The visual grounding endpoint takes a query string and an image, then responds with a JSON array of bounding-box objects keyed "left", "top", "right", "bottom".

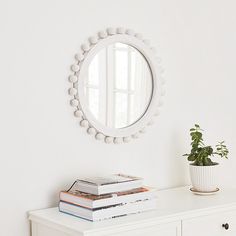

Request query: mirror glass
[{"left": 84, "top": 43, "right": 153, "bottom": 129}]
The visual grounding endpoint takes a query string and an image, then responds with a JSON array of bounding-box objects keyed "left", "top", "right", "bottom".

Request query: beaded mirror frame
[{"left": 68, "top": 27, "right": 165, "bottom": 144}]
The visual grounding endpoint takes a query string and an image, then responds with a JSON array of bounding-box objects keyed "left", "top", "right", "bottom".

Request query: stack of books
[{"left": 59, "top": 174, "right": 157, "bottom": 221}]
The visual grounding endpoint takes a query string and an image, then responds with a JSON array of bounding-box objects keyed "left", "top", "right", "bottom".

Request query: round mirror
[
  {"left": 84, "top": 43, "right": 153, "bottom": 129},
  {"left": 69, "top": 27, "right": 165, "bottom": 143}
]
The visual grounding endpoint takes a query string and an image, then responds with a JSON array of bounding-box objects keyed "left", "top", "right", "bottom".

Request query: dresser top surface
[{"left": 29, "top": 186, "right": 236, "bottom": 234}]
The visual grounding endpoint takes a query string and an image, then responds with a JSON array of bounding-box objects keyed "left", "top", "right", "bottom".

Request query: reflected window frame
[{"left": 85, "top": 43, "right": 152, "bottom": 129}]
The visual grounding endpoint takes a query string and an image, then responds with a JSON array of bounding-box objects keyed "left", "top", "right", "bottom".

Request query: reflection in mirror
[{"left": 84, "top": 43, "right": 153, "bottom": 129}]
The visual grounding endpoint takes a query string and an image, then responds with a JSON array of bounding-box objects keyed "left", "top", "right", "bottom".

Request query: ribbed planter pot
[{"left": 189, "top": 164, "right": 219, "bottom": 192}]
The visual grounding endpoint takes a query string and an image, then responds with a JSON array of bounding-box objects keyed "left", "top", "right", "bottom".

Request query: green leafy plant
[{"left": 183, "top": 124, "right": 229, "bottom": 166}]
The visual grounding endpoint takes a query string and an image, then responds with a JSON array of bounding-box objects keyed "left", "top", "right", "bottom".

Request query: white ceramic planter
[{"left": 189, "top": 164, "right": 219, "bottom": 192}]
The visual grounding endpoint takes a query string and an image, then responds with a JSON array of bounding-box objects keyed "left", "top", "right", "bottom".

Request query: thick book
[
  {"left": 60, "top": 187, "right": 157, "bottom": 209},
  {"left": 59, "top": 198, "right": 157, "bottom": 221},
  {"left": 74, "top": 174, "right": 143, "bottom": 195}
]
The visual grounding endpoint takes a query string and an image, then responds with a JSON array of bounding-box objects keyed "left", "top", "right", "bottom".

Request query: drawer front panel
[
  {"left": 102, "top": 221, "right": 181, "bottom": 236},
  {"left": 32, "top": 222, "right": 72, "bottom": 236},
  {"left": 182, "top": 210, "right": 236, "bottom": 236}
]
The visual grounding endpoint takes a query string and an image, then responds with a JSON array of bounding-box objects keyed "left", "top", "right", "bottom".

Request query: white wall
[{"left": 0, "top": 0, "right": 236, "bottom": 235}]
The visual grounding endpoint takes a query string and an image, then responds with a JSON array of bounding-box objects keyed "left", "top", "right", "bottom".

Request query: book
[
  {"left": 60, "top": 187, "right": 157, "bottom": 209},
  {"left": 74, "top": 174, "right": 143, "bottom": 195},
  {"left": 59, "top": 198, "right": 157, "bottom": 221}
]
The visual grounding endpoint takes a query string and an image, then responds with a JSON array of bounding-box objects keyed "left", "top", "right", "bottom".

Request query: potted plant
[{"left": 183, "top": 124, "right": 229, "bottom": 192}]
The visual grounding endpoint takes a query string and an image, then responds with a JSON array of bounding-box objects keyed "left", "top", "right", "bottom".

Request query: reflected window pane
[
  {"left": 130, "top": 51, "right": 136, "bottom": 91},
  {"left": 87, "top": 88, "right": 99, "bottom": 119},
  {"left": 85, "top": 42, "right": 153, "bottom": 129},
  {"left": 115, "top": 50, "right": 128, "bottom": 89},
  {"left": 88, "top": 54, "right": 99, "bottom": 86},
  {"left": 129, "top": 94, "right": 135, "bottom": 124},
  {"left": 129, "top": 94, "right": 144, "bottom": 124},
  {"left": 115, "top": 93, "right": 128, "bottom": 128}
]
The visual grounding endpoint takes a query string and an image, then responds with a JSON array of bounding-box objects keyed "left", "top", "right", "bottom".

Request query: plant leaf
[{"left": 188, "top": 154, "right": 197, "bottom": 161}]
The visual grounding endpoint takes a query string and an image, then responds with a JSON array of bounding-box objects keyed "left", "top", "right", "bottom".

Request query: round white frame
[{"left": 68, "top": 27, "right": 165, "bottom": 144}]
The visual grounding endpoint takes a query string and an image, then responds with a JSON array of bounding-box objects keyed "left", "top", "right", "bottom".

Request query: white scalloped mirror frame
[{"left": 68, "top": 27, "right": 165, "bottom": 144}]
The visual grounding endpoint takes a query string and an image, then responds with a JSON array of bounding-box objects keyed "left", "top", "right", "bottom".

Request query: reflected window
[{"left": 84, "top": 43, "right": 152, "bottom": 129}]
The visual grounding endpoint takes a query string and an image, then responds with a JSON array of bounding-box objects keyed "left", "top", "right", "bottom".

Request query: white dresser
[{"left": 29, "top": 187, "right": 236, "bottom": 236}]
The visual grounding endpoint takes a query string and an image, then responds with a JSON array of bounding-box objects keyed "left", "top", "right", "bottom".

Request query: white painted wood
[
  {"left": 36, "top": 223, "right": 72, "bottom": 236},
  {"left": 29, "top": 187, "right": 236, "bottom": 236},
  {"left": 68, "top": 75, "right": 78, "bottom": 83},
  {"left": 71, "top": 64, "right": 80, "bottom": 72},
  {"left": 104, "top": 136, "right": 113, "bottom": 143},
  {"left": 87, "top": 127, "right": 96, "bottom": 135},
  {"left": 89, "top": 36, "right": 98, "bottom": 45},
  {"left": 81, "top": 43, "right": 90, "bottom": 52},
  {"left": 98, "top": 30, "right": 108, "bottom": 39},
  {"left": 123, "top": 136, "right": 131, "bottom": 143},
  {"left": 74, "top": 110, "right": 83, "bottom": 118},
  {"left": 87, "top": 221, "right": 181, "bottom": 236},
  {"left": 68, "top": 27, "right": 165, "bottom": 143},
  {"left": 182, "top": 210, "right": 236, "bottom": 236},
  {"left": 75, "top": 52, "right": 84, "bottom": 62},
  {"left": 77, "top": 33, "right": 161, "bottom": 138},
  {"left": 80, "top": 120, "right": 89, "bottom": 128},
  {"left": 70, "top": 99, "right": 79, "bottom": 107},
  {"left": 68, "top": 88, "right": 77, "bottom": 96},
  {"left": 31, "top": 222, "right": 38, "bottom": 236},
  {"left": 31, "top": 221, "right": 180, "bottom": 236}
]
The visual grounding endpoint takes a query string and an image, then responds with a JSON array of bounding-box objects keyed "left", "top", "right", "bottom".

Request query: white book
[
  {"left": 59, "top": 198, "right": 157, "bottom": 221},
  {"left": 60, "top": 187, "right": 157, "bottom": 209},
  {"left": 75, "top": 174, "right": 143, "bottom": 195}
]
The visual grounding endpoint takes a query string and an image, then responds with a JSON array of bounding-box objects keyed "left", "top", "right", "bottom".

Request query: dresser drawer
[
  {"left": 106, "top": 221, "right": 181, "bottom": 236},
  {"left": 182, "top": 210, "right": 236, "bottom": 236}
]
